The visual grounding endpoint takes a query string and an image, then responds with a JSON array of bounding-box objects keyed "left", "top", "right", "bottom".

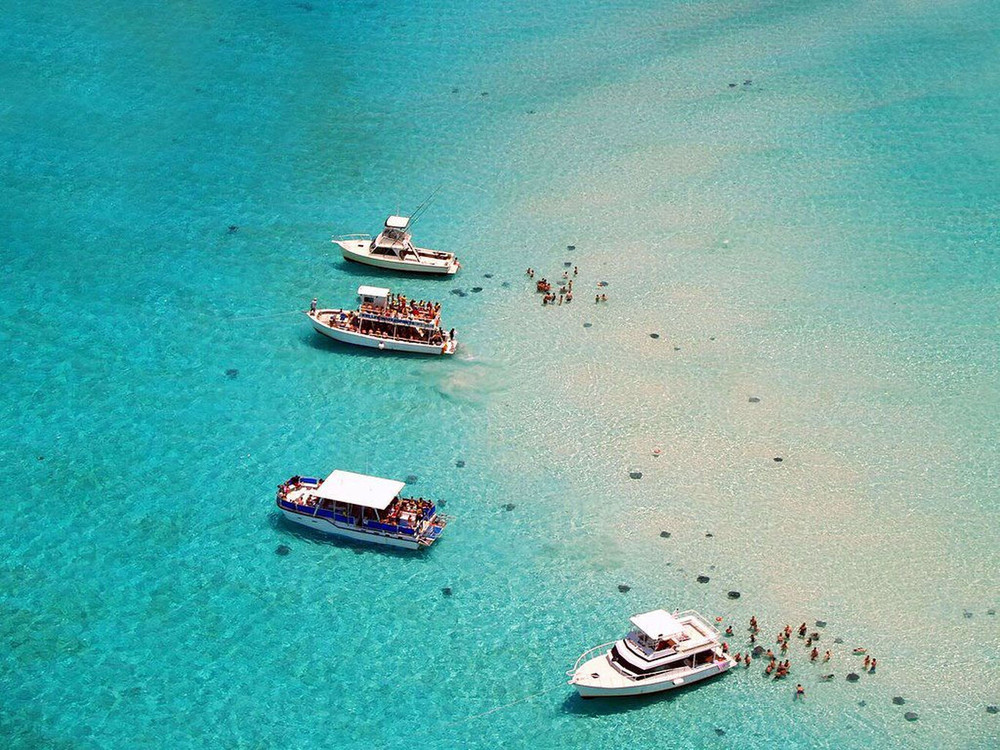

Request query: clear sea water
[{"left": 2, "top": 0, "right": 998, "bottom": 747}]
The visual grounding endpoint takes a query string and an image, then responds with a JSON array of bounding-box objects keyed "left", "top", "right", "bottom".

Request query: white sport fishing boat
[
  {"left": 334, "top": 215, "right": 460, "bottom": 275},
  {"left": 307, "top": 285, "right": 457, "bottom": 355},
  {"left": 276, "top": 470, "right": 450, "bottom": 550},
  {"left": 568, "top": 609, "right": 736, "bottom": 698}
]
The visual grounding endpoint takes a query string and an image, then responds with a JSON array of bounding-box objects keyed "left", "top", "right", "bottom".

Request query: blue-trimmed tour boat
[{"left": 276, "top": 470, "right": 450, "bottom": 549}]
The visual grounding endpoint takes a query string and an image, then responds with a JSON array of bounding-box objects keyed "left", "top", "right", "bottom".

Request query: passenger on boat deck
[{"left": 310, "top": 298, "right": 317, "bottom": 313}]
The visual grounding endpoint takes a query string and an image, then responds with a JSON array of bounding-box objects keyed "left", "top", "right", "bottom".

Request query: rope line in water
[{"left": 448, "top": 683, "right": 565, "bottom": 725}]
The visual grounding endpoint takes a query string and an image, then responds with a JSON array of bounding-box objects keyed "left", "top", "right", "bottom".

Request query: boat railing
[
  {"left": 567, "top": 641, "right": 618, "bottom": 676},
  {"left": 334, "top": 233, "right": 372, "bottom": 241},
  {"left": 674, "top": 610, "right": 722, "bottom": 638}
]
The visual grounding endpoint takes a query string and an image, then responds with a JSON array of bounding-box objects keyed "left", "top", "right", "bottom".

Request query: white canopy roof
[
  {"left": 312, "top": 470, "right": 405, "bottom": 510},
  {"left": 357, "top": 285, "right": 390, "bottom": 298},
  {"left": 385, "top": 215, "right": 410, "bottom": 229},
  {"left": 630, "top": 610, "right": 684, "bottom": 640}
]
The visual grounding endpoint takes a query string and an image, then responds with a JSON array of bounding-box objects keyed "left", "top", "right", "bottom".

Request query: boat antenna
[{"left": 409, "top": 186, "right": 442, "bottom": 226}]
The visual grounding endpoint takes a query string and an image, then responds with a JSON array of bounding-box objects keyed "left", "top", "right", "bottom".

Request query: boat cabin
[
  {"left": 608, "top": 609, "right": 723, "bottom": 676},
  {"left": 371, "top": 215, "right": 417, "bottom": 259},
  {"left": 627, "top": 610, "right": 689, "bottom": 655},
  {"left": 357, "top": 285, "right": 390, "bottom": 309}
]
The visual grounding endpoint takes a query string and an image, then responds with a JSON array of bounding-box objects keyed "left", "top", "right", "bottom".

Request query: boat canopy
[
  {"left": 385, "top": 215, "right": 410, "bottom": 230},
  {"left": 630, "top": 610, "right": 684, "bottom": 640},
  {"left": 358, "top": 285, "right": 390, "bottom": 306},
  {"left": 313, "top": 470, "right": 406, "bottom": 510}
]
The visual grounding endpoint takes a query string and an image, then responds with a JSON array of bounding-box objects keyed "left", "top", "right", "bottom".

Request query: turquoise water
[{"left": 2, "top": 0, "right": 998, "bottom": 747}]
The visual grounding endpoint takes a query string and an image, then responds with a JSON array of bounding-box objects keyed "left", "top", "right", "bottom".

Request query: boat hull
[
  {"left": 308, "top": 310, "right": 456, "bottom": 355},
  {"left": 279, "top": 507, "right": 421, "bottom": 550},
  {"left": 336, "top": 240, "right": 459, "bottom": 275},
  {"left": 571, "top": 653, "right": 736, "bottom": 698}
]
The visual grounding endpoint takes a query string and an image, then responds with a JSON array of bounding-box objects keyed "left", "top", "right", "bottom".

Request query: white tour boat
[
  {"left": 307, "top": 285, "right": 457, "bottom": 355},
  {"left": 334, "top": 215, "right": 460, "bottom": 275},
  {"left": 568, "top": 609, "right": 736, "bottom": 698},
  {"left": 276, "top": 470, "right": 450, "bottom": 550}
]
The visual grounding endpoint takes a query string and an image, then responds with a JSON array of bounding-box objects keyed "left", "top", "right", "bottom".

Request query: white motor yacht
[
  {"left": 307, "top": 285, "right": 457, "bottom": 355},
  {"left": 334, "top": 215, "right": 460, "bottom": 275},
  {"left": 569, "top": 609, "right": 736, "bottom": 698}
]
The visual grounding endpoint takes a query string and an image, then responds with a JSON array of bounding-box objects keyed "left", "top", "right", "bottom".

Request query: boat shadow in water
[
  {"left": 559, "top": 679, "right": 719, "bottom": 716},
  {"left": 268, "top": 513, "right": 428, "bottom": 560}
]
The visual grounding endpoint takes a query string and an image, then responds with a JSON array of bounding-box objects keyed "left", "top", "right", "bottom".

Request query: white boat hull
[
  {"left": 571, "top": 653, "right": 736, "bottom": 698},
  {"left": 280, "top": 507, "right": 421, "bottom": 550},
  {"left": 308, "top": 310, "right": 456, "bottom": 355},
  {"left": 336, "top": 240, "right": 459, "bottom": 275}
]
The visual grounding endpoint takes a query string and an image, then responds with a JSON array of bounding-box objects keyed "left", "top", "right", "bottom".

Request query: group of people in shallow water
[
  {"left": 721, "top": 615, "right": 879, "bottom": 700},
  {"left": 527, "top": 266, "right": 608, "bottom": 306}
]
